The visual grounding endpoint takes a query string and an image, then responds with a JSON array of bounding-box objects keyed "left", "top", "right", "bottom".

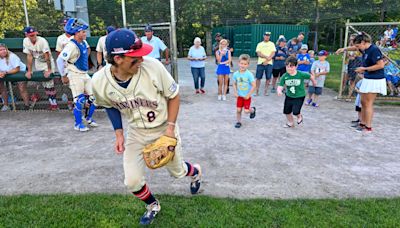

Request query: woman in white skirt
[{"left": 336, "top": 32, "right": 386, "bottom": 133}]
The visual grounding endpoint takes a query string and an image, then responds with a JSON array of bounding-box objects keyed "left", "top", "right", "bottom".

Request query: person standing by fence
[
  {"left": 0, "top": 43, "right": 30, "bottom": 111},
  {"left": 23, "top": 27, "right": 59, "bottom": 110},
  {"left": 141, "top": 25, "right": 169, "bottom": 65}
]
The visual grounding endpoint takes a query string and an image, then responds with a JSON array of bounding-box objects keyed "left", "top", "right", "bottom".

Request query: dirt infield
[{"left": 1, "top": 58, "right": 399, "bottom": 199}]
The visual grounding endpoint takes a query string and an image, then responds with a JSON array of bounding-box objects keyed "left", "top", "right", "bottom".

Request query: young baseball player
[
  {"left": 23, "top": 27, "right": 59, "bottom": 110},
  {"left": 56, "top": 18, "right": 98, "bottom": 132},
  {"left": 233, "top": 54, "right": 256, "bottom": 128},
  {"left": 306, "top": 50, "right": 330, "bottom": 107},
  {"left": 91, "top": 29, "right": 202, "bottom": 225},
  {"left": 277, "top": 56, "right": 316, "bottom": 127}
]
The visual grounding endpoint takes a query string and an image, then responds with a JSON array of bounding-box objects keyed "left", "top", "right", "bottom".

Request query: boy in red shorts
[{"left": 233, "top": 54, "right": 256, "bottom": 128}]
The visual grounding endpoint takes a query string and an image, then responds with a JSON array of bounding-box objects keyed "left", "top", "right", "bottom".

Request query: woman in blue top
[
  {"left": 336, "top": 32, "right": 386, "bottom": 133},
  {"left": 187, "top": 37, "right": 207, "bottom": 94},
  {"left": 215, "top": 39, "right": 231, "bottom": 101}
]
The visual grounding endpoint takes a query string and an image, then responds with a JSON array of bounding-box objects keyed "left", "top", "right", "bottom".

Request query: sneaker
[
  {"left": 218, "top": 95, "right": 222, "bottom": 101},
  {"left": 139, "top": 200, "right": 161, "bottom": 225},
  {"left": 222, "top": 95, "right": 226, "bottom": 101},
  {"left": 190, "top": 164, "right": 202, "bottom": 194},
  {"left": 51, "top": 104, "right": 59, "bottom": 111},
  {"left": 74, "top": 123, "right": 89, "bottom": 132},
  {"left": 312, "top": 102, "right": 319, "bottom": 107},
  {"left": 271, "top": 88, "right": 276, "bottom": 93},
  {"left": 86, "top": 118, "right": 99, "bottom": 127},
  {"left": 250, "top": 107, "right": 256, "bottom": 119},
  {"left": 264, "top": 90, "right": 270, "bottom": 96},
  {"left": 351, "top": 119, "right": 360, "bottom": 124},
  {"left": 305, "top": 99, "right": 312, "bottom": 106},
  {"left": 235, "top": 122, "right": 242, "bottom": 128},
  {"left": 200, "top": 89, "right": 206, "bottom": 94},
  {"left": 195, "top": 90, "right": 200, "bottom": 94},
  {"left": 354, "top": 124, "right": 365, "bottom": 132},
  {"left": 1, "top": 105, "right": 10, "bottom": 111},
  {"left": 351, "top": 122, "right": 360, "bottom": 128}
]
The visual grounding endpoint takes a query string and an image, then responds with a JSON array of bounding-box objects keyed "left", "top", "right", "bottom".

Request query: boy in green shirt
[{"left": 277, "top": 56, "right": 316, "bottom": 127}]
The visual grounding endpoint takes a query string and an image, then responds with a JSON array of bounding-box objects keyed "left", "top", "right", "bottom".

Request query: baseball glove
[{"left": 143, "top": 135, "right": 177, "bottom": 169}]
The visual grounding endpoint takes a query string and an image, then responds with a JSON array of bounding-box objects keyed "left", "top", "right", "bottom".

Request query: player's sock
[
  {"left": 185, "top": 161, "right": 199, "bottom": 176},
  {"left": 86, "top": 97, "right": 96, "bottom": 120},
  {"left": 74, "top": 95, "right": 86, "bottom": 126},
  {"left": 133, "top": 184, "right": 156, "bottom": 205}
]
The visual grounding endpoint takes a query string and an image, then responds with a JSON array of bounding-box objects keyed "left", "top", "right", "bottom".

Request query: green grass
[
  {"left": 1, "top": 194, "right": 400, "bottom": 227},
  {"left": 324, "top": 54, "right": 343, "bottom": 92}
]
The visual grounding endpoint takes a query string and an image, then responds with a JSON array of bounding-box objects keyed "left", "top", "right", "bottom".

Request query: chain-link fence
[{"left": 339, "top": 21, "right": 400, "bottom": 100}]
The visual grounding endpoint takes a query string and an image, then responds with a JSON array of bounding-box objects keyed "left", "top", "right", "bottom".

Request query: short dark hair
[
  {"left": 354, "top": 32, "right": 371, "bottom": 44},
  {"left": 106, "top": 53, "right": 124, "bottom": 66},
  {"left": 285, "top": 56, "right": 298, "bottom": 66},
  {"left": 298, "top": 32, "right": 305, "bottom": 36}
]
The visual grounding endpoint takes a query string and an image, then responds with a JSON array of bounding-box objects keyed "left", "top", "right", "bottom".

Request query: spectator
[
  {"left": 306, "top": 50, "right": 330, "bottom": 107},
  {"left": 141, "top": 25, "right": 169, "bottom": 64},
  {"left": 391, "top": 25, "right": 398, "bottom": 48},
  {"left": 351, "top": 74, "right": 364, "bottom": 127},
  {"left": 96, "top": 26, "right": 116, "bottom": 70},
  {"left": 272, "top": 38, "right": 288, "bottom": 93},
  {"left": 187, "top": 37, "right": 207, "bottom": 94},
  {"left": 296, "top": 44, "right": 311, "bottom": 73},
  {"left": 255, "top": 31, "right": 276, "bottom": 96},
  {"left": 383, "top": 57, "right": 400, "bottom": 96},
  {"left": 346, "top": 51, "right": 363, "bottom": 98},
  {"left": 336, "top": 32, "right": 387, "bottom": 133},
  {"left": 287, "top": 32, "right": 305, "bottom": 55},
  {"left": 215, "top": 39, "right": 231, "bottom": 101},
  {"left": 212, "top": 33, "right": 222, "bottom": 64},
  {"left": 383, "top": 26, "right": 393, "bottom": 46},
  {"left": 23, "top": 26, "right": 58, "bottom": 110},
  {"left": 0, "top": 43, "right": 30, "bottom": 111}
]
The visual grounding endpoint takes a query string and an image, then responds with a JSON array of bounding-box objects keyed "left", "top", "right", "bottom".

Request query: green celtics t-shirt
[{"left": 279, "top": 71, "right": 310, "bottom": 98}]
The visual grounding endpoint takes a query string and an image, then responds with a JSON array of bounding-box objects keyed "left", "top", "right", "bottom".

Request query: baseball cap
[
  {"left": 106, "top": 28, "right": 153, "bottom": 57},
  {"left": 24, "top": 27, "right": 37, "bottom": 36},
  {"left": 301, "top": 44, "right": 308, "bottom": 50},
  {"left": 215, "top": 32, "right": 221, "bottom": 37},
  {"left": 318, "top": 50, "right": 328, "bottom": 56},
  {"left": 106, "top": 26, "right": 116, "bottom": 34},
  {"left": 278, "top": 38, "right": 287, "bottom": 43},
  {"left": 264, "top": 31, "right": 271, "bottom": 36},
  {"left": 144, "top": 25, "right": 153, "bottom": 32}
]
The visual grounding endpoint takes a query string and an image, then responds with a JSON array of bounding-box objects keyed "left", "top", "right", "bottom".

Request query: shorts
[
  {"left": 256, "top": 64, "right": 273, "bottom": 80},
  {"left": 236, "top": 97, "right": 251, "bottom": 110},
  {"left": 359, "top": 78, "right": 387, "bottom": 95},
  {"left": 283, "top": 96, "right": 305, "bottom": 115},
  {"left": 355, "top": 106, "right": 361, "bottom": 112},
  {"left": 272, "top": 67, "right": 286, "bottom": 78},
  {"left": 308, "top": 86, "right": 323, "bottom": 95}
]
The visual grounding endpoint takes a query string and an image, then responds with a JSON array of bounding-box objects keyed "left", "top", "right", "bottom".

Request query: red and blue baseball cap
[
  {"left": 318, "top": 50, "right": 329, "bottom": 56},
  {"left": 106, "top": 28, "right": 153, "bottom": 57},
  {"left": 24, "top": 27, "right": 38, "bottom": 36}
]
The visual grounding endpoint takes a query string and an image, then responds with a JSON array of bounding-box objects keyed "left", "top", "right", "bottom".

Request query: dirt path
[{"left": 1, "top": 58, "right": 399, "bottom": 199}]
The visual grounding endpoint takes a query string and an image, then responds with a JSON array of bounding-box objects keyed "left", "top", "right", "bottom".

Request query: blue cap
[
  {"left": 106, "top": 29, "right": 153, "bottom": 57},
  {"left": 64, "top": 18, "right": 89, "bottom": 35},
  {"left": 318, "top": 50, "right": 328, "bottom": 56},
  {"left": 144, "top": 25, "right": 153, "bottom": 32},
  {"left": 106, "top": 26, "right": 116, "bottom": 34},
  {"left": 24, "top": 27, "right": 37, "bottom": 35}
]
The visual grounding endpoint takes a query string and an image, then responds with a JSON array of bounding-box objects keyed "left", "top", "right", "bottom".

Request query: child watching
[
  {"left": 306, "top": 50, "right": 330, "bottom": 107},
  {"left": 351, "top": 74, "right": 364, "bottom": 127},
  {"left": 232, "top": 54, "right": 256, "bottom": 128}
]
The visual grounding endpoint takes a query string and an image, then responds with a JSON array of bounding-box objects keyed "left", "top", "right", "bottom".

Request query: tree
[{"left": 0, "top": 0, "right": 36, "bottom": 38}]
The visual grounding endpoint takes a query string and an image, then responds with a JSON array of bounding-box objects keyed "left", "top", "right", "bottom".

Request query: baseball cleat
[
  {"left": 190, "top": 164, "right": 202, "bottom": 195},
  {"left": 86, "top": 118, "right": 99, "bottom": 127},
  {"left": 74, "top": 123, "right": 89, "bottom": 132},
  {"left": 139, "top": 200, "right": 160, "bottom": 225},
  {"left": 250, "top": 107, "right": 256, "bottom": 119}
]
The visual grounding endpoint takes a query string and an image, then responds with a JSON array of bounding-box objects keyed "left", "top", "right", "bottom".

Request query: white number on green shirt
[{"left": 290, "top": 86, "right": 296, "bottom": 94}]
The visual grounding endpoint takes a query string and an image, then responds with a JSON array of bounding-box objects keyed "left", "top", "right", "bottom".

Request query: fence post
[{"left": 338, "top": 19, "right": 350, "bottom": 99}]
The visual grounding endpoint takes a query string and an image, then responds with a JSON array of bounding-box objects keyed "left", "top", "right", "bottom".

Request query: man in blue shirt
[{"left": 141, "top": 25, "right": 170, "bottom": 64}]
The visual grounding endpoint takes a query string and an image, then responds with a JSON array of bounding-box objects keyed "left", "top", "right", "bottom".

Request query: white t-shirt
[
  {"left": 96, "top": 35, "right": 107, "bottom": 61},
  {"left": 0, "top": 52, "right": 26, "bottom": 72},
  {"left": 92, "top": 56, "right": 179, "bottom": 129},
  {"left": 23, "top": 36, "right": 54, "bottom": 71}
]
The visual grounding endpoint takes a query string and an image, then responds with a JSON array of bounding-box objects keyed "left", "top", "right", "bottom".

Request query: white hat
[
  {"left": 301, "top": 44, "right": 308, "bottom": 50},
  {"left": 194, "top": 37, "right": 201, "bottom": 44}
]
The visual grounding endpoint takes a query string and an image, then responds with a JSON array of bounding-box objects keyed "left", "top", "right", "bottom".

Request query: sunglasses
[{"left": 0, "top": 43, "right": 6, "bottom": 47}]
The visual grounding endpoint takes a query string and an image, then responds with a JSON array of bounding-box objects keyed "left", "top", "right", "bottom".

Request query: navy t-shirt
[
  {"left": 273, "top": 46, "right": 288, "bottom": 69},
  {"left": 362, "top": 44, "right": 384, "bottom": 79}
]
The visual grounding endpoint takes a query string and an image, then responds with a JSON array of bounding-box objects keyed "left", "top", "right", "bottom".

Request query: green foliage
[
  {"left": 0, "top": 0, "right": 36, "bottom": 38},
  {"left": 1, "top": 194, "right": 400, "bottom": 227}
]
